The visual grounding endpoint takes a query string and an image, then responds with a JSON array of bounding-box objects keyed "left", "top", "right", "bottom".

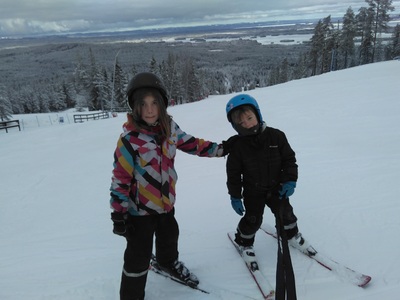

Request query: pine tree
[
  {"left": 48, "top": 82, "right": 67, "bottom": 112},
  {"left": 308, "top": 16, "right": 334, "bottom": 75},
  {"left": 61, "top": 81, "right": 77, "bottom": 109},
  {"left": 149, "top": 56, "right": 160, "bottom": 76},
  {"left": 340, "top": 7, "right": 357, "bottom": 68},
  {"left": 94, "top": 67, "right": 111, "bottom": 111},
  {"left": 365, "top": 0, "right": 395, "bottom": 62},
  {"left": 73, "top": 52, "right": 90, "bottom": 110},
  {"left": 292, "top": 53, "right": 309, "bottom": 80},
  {"left": 129, "top": 64, "right": 138, "bottom": 79},
  {"left": 309, "top": 20, "right": 325, "bottom": 76},
  {"left": 278, "top": 58, "right": 289, "bottom": 83},
  {"left": 390, "top": 24, "right": 400, "bottom": 57},
  {"left": 320, "top": 16, "right": 334, "bottom": 74},
  {"left": 267, "top": 66, "right": 280, "bottom": 86},
  {"left": 357, "top": 7, "right": 375, "bottom": 64},
  {"left": 87, "top": 48, "right": 101, "bottom": 111},
  {"left": 197, "top": 69, "right": 210, "bottom": 99},
  {"left": 7, "top": 83, "right": 24, "bottom": 114},
  {"left": 181, "top": 56, "right": 200, "bottom": 102},
  {"left": 113, "top": 59, "right": 127, "bottom": 111},
  {"left": 160, "top": 52, "right": 180, "bottom": 105},
  {"left": 0, "top": 85, "right": 13, "bottom": 121},
  {"left": 20, "top": 86, "right": 40, "bottom": 113}
]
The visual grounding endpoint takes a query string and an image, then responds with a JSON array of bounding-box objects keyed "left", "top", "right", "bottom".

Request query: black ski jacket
[{"left": 226, "top": 124, "right": 298, "bottom": 199}]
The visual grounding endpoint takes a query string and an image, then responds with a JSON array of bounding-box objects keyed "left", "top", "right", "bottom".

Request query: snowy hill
[{"left": 1, "top": 60, "right": 400, "bottom": 299}]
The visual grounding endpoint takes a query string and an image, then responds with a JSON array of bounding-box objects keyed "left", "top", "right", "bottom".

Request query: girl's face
[
  {"left": 140, "top": 95, "right": 160, "bottom": 125},
  {"left": 237, "top": 110, "right": 258, "bottom": 129}
]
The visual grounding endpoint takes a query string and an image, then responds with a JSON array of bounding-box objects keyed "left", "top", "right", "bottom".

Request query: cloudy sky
[{"left": 1, "top": 0, "right": 399, "bottom": 37}]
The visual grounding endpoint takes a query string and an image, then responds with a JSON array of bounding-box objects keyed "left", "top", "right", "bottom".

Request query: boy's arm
[
  {"left": 279, "top": 132, "right": 298, "bottom": 183},
  {"left": 226, "top": 152, "right": 243, "bottom": 199}
]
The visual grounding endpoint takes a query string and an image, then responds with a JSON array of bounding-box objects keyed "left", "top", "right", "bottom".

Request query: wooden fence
[
  {"left": 73, "top": 111, "right": 109, "bottom": 123},
  {"left": 0, "top": 120, "right": 21, "bottom": 133}
]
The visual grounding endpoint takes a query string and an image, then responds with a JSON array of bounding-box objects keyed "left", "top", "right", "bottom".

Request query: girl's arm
[
  {"left": 174, "top": 122, "right": 223, "bottom": 157},
  {"left": 109, "top": 136, "right": 136, "bottom": 212}
]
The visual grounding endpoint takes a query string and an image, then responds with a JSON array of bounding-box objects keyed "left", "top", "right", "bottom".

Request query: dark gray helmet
[{"left": 126, "top": 72, "right": 168, "bottom": 109}]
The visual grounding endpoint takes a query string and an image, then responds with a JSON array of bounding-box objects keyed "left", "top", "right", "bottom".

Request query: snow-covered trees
[
  {"left": 340, "top": 7, "right": 357, "bottom": 68},
  {"left": 0, "top": 85, "right": 13, "bottom": 121},
  {"left": 309, "top": 17, "right": 333, "bottom": 76},
  {"left": 389, "top": 24, "right": 400, "bottom": 58},
  {"left": 366, "top": 0, "right": 395, "bottom": 62},
  {"left": 112, "top": 59, "right": 128, "bottom": 111},
  {"left": 0, "top": 1, "right": 398, "bottom": 115}
]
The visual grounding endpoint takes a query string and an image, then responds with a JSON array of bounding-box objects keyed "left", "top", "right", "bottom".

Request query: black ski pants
[
  {"left": 120, "top": 208, "right": 179, "bottom": 300},
  {"left": 235, "top": 190, "right": 298, "bottom": 247}
]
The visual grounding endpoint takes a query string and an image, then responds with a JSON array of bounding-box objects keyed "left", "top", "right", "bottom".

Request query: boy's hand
[
  {"left": 231, "top": 197, "right": 245, "bottom": 216},
  {"left": 279, "top": 181, "right": 296, "bottom": 199}
]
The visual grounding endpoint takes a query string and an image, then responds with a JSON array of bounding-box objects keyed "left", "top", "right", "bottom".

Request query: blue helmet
[{"left": 226, "top": 94, "right": 263, "bottom": 124}]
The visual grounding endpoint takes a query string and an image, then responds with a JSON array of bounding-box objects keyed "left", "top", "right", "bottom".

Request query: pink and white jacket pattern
[{"left": 110, "top": 119, "right": 222, "bottom": 216}]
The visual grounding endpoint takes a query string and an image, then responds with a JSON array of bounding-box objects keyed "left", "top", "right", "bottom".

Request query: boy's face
[{"left": 236, "top": 110, "right": 258, "bottom": 129}]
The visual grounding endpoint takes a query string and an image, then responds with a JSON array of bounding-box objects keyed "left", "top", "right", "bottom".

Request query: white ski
[
  {"left": 260, "top": 224, "right": 371, "bottom": 287},
  {"left": 228, "top": 232, "right": 275, "bottom": 300}
]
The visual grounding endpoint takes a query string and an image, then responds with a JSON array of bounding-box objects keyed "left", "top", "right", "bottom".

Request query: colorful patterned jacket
[{"left": 110, "top": 119, "right": 222, "bottom": 216}]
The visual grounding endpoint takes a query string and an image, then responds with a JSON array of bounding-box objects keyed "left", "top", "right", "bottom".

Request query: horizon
[
  {"left": 1, "top": 0, "right": 399, "bottom": 39},
  {"left": 0, "top": 17, "right": 323, "bottom": 41}
]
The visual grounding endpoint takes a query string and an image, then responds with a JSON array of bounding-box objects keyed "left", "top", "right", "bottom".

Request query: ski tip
[
  {"left": 265, "top": 290, "right": 275, "bottom": 300},
  {"left": 358, "top": 275, "right": 372, "bottom": 287}
]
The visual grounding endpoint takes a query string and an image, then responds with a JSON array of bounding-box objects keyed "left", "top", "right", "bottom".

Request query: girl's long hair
[{"left": 127, "top": 87, "right": 172, "bottom": 138}]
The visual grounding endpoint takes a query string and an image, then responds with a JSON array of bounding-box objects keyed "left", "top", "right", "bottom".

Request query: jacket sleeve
[
  {"left": 109, "top": 135, "right": 136, "bottom": 212},
  {"left": 174, "top": 122, "right": 223, "bottom": 157},
  {"left": 279, "top": 131, "right": 298, "bottom": 183},
  {"left": 226, "top": 146, "right": 243, "bottom": 199}
]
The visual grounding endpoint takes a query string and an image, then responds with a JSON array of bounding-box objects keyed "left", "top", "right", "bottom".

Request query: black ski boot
[{"left": 159, "top": 260, "right": 199, "bottom": 287}]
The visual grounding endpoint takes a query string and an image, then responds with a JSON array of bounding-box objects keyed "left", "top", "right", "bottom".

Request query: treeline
[
  {"left": 1, "top": 0, "right": 399, "bottom": 120},
  {"left": 70, "top": 50, "right": 229, "bottom": 112},
  {"left": 268, "top": 0, "right": 399, "bottom": 84}
]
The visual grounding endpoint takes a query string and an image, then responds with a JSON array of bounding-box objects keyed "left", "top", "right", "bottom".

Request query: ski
[
  {"left": 150, "top": 254, "right": 209, "bottom": 294},
  {"left": 260, "top": 224, "right": 372, "bottom": 287},
  {"left": 228, "top": 232, "right": 275, "bottom": 300}
]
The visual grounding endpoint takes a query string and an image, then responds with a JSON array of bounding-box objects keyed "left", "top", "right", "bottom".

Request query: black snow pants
[
  {"left": 120, "top": 208, "right": 179, "bottom": 300},
  {"left": 235, "top": 190, "right": 298, "bottom": 247}
]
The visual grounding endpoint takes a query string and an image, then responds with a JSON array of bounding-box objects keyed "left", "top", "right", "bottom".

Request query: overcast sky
[{"left": 1, "top": 0, "right": 399, "bottom": 37}]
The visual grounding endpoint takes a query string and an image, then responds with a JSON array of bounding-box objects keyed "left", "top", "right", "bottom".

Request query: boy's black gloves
[
  {"left": 222, "top": 135, "right": 239, "bottom": 156},
  {"left": 111, "top": 212, "right": 134, "bottom": 237}
]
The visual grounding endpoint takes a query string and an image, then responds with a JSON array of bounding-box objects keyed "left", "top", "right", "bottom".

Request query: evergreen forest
[{"left": 0, "top": 0, "right": 399, "bottom": 120}]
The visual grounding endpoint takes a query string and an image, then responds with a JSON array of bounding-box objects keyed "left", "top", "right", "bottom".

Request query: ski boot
[
  {"left": 239, "top": 245, "right": 259, "bottom": 271},
  {"left": 288, "top": 232, "right": 317, "bottom": 256},
  {"left": 158, "top": 259, "right": 199, "bottom": 287}
]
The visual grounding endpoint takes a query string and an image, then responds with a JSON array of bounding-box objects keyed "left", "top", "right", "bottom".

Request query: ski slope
[{"left": 1, "top": 60, "right": 400, "bottom": 299}]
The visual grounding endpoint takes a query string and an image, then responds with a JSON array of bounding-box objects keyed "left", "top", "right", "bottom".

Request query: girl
[{"left": 110, "top": 72, "right": 225, "bottom": 300}]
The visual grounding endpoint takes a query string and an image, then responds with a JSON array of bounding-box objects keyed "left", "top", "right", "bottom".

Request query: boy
[{"left": 225, "top": 94, "right": 314, "bottom": 264}]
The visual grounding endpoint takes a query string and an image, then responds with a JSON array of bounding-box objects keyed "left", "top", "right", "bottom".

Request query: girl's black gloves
[{"left": 111, "top": 212, "right": 134, "bottom": 237}]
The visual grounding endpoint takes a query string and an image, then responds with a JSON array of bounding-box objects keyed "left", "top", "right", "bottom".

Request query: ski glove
[
  {"left": 279, "top": 181, "right": 296, "bottom": 199},
  {"left": 111, "top": 212, "right": 134, "bottom": 237},
  {"left": 231, "top": 197, "right": 245, "bottom": 216}
]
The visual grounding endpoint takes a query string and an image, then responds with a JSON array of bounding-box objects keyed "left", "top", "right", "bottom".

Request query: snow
[
  {"left": 161, "top": 34, "right": 314, "bottom": 45},
  {"left": 1, "top": 60, "right": 400, "bottom": 299}
]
